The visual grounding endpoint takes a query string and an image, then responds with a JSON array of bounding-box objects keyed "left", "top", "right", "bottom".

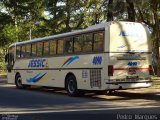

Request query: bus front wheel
[
  {"left": 15, "top": 74, "right": 24, "bottom": 89},
  {"left": 66, "top": 75, "right": 78, "bottom": 97}
]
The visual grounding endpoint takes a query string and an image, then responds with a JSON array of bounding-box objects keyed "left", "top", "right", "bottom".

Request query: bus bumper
[{"left": 105, "top": 80, "right": 153, "bottom": 90}]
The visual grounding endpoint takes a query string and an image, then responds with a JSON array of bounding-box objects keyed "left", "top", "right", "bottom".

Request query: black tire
[
  {"left": 66, "top": 75, "right": 79, "bottom": 97},
  {"left": 15, "top": 74, "right": 24, "bottom": 89}
]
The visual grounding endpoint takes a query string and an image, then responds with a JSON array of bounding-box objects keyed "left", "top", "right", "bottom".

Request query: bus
[{"left": 5, "top": 21, "right": 153, "bottom": 96}]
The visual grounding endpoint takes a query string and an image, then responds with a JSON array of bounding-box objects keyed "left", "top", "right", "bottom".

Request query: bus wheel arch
[
  {"left": 65, "top": 73, "right": 78, "bottom": 96},
  {"left": 15, "top": 72, "right": 24, "bottom": 89}
]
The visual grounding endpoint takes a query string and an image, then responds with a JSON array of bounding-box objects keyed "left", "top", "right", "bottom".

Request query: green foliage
[
  {"left": 0, "top": 48, "right": 7, "bottom": 72},
  {"left": 3, "top": 24, "right": 17, "bottom": 43},
  {"left": 0, "top": 12, "right": 13, "bottom": 47},
  {"left": 0, "top": 0, "right": 160, "bottom": 47}
]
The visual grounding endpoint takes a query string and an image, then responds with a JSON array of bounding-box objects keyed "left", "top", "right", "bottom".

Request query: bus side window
[
  {"left": 16, "top": 46, "right": 21, "bottom": 58},
  {"left": 31, "top": 43, "right": 37, "bottom": 57},
  {"left": 82, "top": 33, "right": 93, "bottom": 52},
  {"left": 43, "top": 41, "right": 49, "bottom": 56},
  {"left": 26, "top": 44, "right": 31, "bottom": 57},
  {"left": 74, "top": 36, "right": 82, "bottom": 53},
  {"left": 50, "top": 40, "right": 56, "bottom": 55},
  {"left": 21, "top": 45, "right": 26, "bottom": 58},
  {"left": 65, "top": 37, "right": 73, "bottom": 54},
  {"left": 57, "top": 39, "right": 64, "bottom": 54},
  {"left": 37, "top": 42, "right": 43, "bottom": 57},
  {"left": 93, "top": 32, "right": 104, "bottom": 52}
]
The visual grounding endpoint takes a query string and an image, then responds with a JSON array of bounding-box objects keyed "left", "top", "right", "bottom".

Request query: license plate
[
  {"left": 126, "top": 76, "right": 138, "bottom": 82},
  {"left": 127, "top": 76, "right": 138, "bottom": 79},
  {"left": 128, "top": 68, "right": 136, "bottom": 75}
]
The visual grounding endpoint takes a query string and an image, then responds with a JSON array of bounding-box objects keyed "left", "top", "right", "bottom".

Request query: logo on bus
[
  {"left": 92, "top": 56, "right": 102, "bottom": 65},
  {"left": 127, "top": 62, "right": 138, "bottom": 66},
  {"left": 28, "top": 59, "right": 49, "bottom": 68},
  {"left": 119, "top": 31, "right": 143, "bottom": 42},
  {"left": 119, "top": 31, "right": 139, "bottom": 37},
  {"left": 119, "top": 31, "right": 128, "bottom": 37}
]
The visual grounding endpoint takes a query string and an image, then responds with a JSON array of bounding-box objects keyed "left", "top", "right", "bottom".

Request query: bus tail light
[
  {"left": 108, "top": 65, "right": 113, "bottom": 76},
  {"left": 149, "top": 65, "right": 153, "bottom": 75}
]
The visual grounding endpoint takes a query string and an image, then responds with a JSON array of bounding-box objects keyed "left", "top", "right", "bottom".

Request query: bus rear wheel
[
  {"left": 66, "top": 75, "right": 79, "bottom": 97},
  {"left": 15, "top": 74, "right": 24, "bottom": 89}
]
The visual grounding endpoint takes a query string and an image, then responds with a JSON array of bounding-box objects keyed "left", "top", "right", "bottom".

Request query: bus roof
[{"left": 14, "top": 22, "right": 109, "bottom": 46}]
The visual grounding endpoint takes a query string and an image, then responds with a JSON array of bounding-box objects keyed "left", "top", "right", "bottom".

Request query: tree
[
  {"left": 0, "top": 12, "right": 13, "bottom": 47},
  {"left": 126, "top": 0, "right": 135, "bottom": 21},
  {"left": 1, "top": 0, "right": 46, "bottom": 41},
  {"left": 106, "top": 0, "right": 113, "bottom": 21},
  {"left": 134, "top": 0, "right": 160, "bottom": 75}
]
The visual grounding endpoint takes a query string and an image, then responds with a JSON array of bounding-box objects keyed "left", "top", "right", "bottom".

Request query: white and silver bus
[{"left": 6, "top": 21, "right": 153, "bottom": 96}]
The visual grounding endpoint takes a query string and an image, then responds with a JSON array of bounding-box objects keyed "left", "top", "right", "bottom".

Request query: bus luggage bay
[{"left": 6, "top": 21, "right": 152, "bottom": 96}]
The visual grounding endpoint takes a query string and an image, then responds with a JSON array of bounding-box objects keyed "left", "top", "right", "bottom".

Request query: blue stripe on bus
[{"left": 27, "top": 73, "right": 47, "bottom": 83}]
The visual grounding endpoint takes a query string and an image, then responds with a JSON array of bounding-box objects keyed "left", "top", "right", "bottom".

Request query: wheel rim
[
  {"left": 68, "top": 80, "right": 75, "bottom": 94},
  {"left": 17, "top": 77, "right": 22, "bottom": 87}
]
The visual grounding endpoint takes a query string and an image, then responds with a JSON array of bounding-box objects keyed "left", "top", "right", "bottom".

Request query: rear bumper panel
[{"left": 106, "top": 80, "right": 152, "bottom": 90}]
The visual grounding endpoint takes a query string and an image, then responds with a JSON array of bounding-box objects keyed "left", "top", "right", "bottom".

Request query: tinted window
[
  {"left": 31, "top": 43, "right": 37, "bottom": 57},
  {"left": 57, "top": 39, "right": 64, "bottom": 54},
  {"left": 83, "top": 33, "right": 93, "bottom": 52},
  {"left": 16, "top": 46, "right": 21, "bottom": 58},
  {"left": 21, "top": 45, "right": 26, "bottom": 58},
  {"left": 50, "top": 40, "right": 56, "bottom": 55},
  {"left": 26, "top": 44, "right": 31, "bottom": 57},
  {"left": 94, "top": 32, "right": 103, "bottom": 51},
  {"left": 74, "top": 36, "right": 82, "bottom": 53},
  {"left": 65, "top": 37, "right": 73, "bottom": 53},
  {"left": 43, "top": 41, "right": 49, "bottom": 56},
  {"left": 37, "top": 42, "right": 43, "bottom": 56}
]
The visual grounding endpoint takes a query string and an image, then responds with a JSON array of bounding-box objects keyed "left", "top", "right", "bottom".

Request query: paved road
[{"left": 0, "top": 83, "right": 160, "bottom": 120}]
